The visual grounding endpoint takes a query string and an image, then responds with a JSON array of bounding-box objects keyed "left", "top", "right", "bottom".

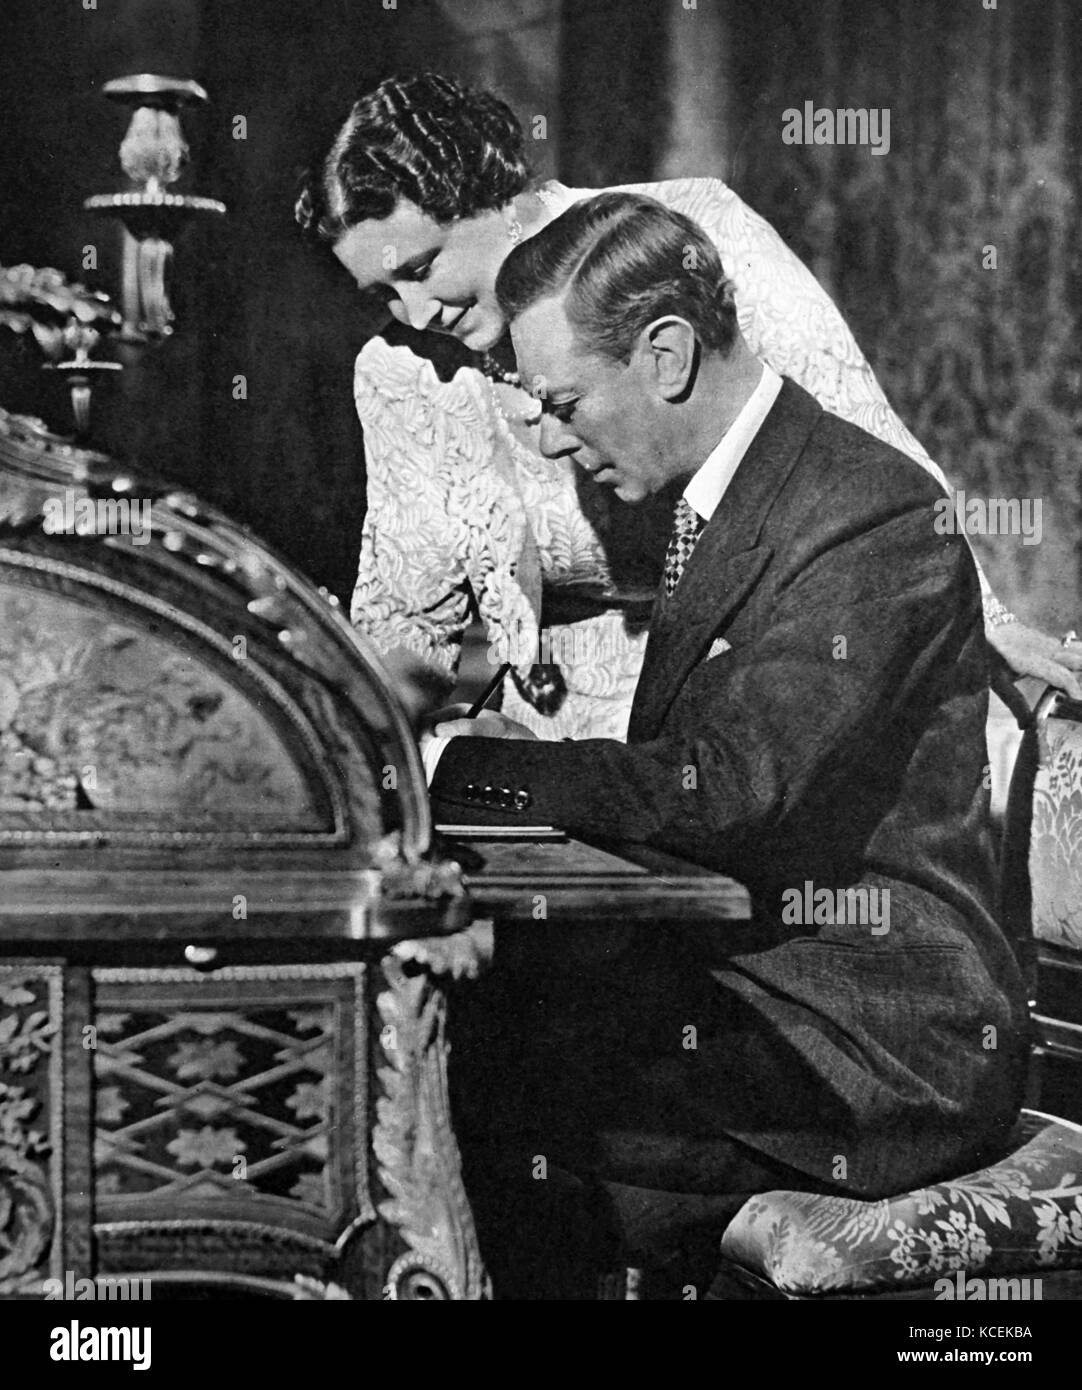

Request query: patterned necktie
[{"left": 662, "top": 497, "right": 704, "bottom": 598}]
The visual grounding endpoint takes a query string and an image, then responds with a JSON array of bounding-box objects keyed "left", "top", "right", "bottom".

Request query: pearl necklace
[
  {"left": 480, "top": 352, "right": 521, "bottom": 388},
  {"left": 485, "top": 376, "right": 540, "bottom": 427}
]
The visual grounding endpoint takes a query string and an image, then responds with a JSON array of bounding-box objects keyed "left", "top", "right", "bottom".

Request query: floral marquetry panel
[
  {"left": 91, "top": 965, "right": 373, "bottom": 1283},
  {"left": 0, "top": 585, "right": 317, "bottom": 824}
]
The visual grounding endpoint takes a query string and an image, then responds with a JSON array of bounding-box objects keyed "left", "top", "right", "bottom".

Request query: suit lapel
[{"left": 628, "top": 381, "right": 822, "bottom": 742}]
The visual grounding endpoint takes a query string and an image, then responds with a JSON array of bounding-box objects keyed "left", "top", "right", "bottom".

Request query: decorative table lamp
[{"left": 83, "top": 74, "right": 226, "bottom": 339}]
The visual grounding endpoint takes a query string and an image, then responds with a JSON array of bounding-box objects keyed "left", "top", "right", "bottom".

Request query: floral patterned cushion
[
  {"left": 1031, "top": 712, "right": 1082, "bottom": 952},
  {"left": 719, "top": 1114, "right": 1082, "bottom": 1295}
]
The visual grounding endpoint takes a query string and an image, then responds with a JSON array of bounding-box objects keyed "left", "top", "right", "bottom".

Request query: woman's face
[{"left": 333, "top": 200, "right": 512, "bottom": 352}]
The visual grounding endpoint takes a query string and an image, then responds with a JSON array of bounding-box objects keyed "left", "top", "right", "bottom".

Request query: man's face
[{"left": 512, "top": 296, "right": 672, "bottom": 503}]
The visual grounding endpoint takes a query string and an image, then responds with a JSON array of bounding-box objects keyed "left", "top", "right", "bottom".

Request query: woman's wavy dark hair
[
  {"left": 496, "top": 192, "right": 738, "bottom": 363},
  {"left": 295, "top": 72, "right": 531, "bottom": 243}
]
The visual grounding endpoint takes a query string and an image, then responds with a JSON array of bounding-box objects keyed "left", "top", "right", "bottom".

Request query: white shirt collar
[{"left": 683, "top": 364, "right": 783, "bottom": 523}]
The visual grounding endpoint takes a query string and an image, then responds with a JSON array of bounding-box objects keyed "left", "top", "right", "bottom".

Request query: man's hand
[{"left": 433, "top": 709, "right": 540, "bottom": 740}]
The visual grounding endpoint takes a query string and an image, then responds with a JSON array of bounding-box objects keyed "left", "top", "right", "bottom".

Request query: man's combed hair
[
  {"left": 495, "top": 192, "right": 738, "bottom": 362},
  {"left": 295, "top": 72, "right": 531, "bottom": 243}
]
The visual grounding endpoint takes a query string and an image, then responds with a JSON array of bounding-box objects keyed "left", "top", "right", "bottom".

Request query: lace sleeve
[
  {"left": 349, "top": 339, "right": 472, "bottom": 691},
  {"left": 654, "top": 177, "right": 996, "bottom": 608}
]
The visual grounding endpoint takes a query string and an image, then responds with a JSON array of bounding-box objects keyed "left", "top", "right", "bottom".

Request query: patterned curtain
[{"left": 723, "top": 0, "right": 1082, "bottom": 629}]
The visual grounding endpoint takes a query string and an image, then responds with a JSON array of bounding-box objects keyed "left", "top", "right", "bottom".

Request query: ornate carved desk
[{"left": 0, "top": 407, "right": 750, "bottom": 1300}]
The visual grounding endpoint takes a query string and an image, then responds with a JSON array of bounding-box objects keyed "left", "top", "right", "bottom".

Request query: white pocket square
[{"left": 707, "top": 637, "right": 732, "bottom": 659}]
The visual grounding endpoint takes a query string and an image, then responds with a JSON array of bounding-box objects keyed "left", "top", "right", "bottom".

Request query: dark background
[{"left": 0, "top": 0, "right": 1078, "bottom": 627}]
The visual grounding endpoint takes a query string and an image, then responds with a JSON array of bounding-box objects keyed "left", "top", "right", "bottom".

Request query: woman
[{"left": 295, "top": 72, "right": 1082, "bottom": 737}]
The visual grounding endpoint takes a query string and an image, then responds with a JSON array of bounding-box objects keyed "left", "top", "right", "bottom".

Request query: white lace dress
[{"left": 350, "top": 177, "right": 986, "bottom": 740}]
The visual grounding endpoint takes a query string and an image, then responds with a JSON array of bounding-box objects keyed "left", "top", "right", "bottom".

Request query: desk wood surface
[
  {"left": 459, "top": 835, "right": 750, "bottom": 923},
  {"left": 0, "top": 836, "right": 749, "bottom": 947}
]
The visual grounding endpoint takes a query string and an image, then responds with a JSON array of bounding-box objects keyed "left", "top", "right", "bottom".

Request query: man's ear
[{"left": 638, "top": 316, "right": 698, "bottom": 399}]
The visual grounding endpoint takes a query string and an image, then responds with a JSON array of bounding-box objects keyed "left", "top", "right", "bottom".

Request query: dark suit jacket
[{"left": 432, "top": 381, "right": 1029, "bottom": 1198}]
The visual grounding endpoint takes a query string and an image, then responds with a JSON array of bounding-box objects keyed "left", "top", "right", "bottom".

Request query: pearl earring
[{"left": 506, "top": 212, "right": 523, "bottom": 245}]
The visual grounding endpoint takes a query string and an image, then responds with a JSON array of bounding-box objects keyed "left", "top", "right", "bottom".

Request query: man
[{"left": 425, "top": 192, "right": 1028, "bottom": 1294}]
